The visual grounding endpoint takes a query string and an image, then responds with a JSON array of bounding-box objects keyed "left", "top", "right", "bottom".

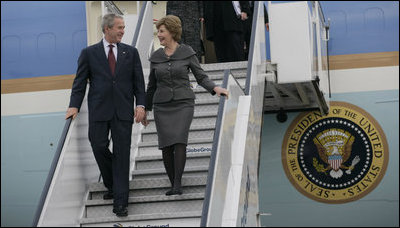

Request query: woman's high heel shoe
[{"left": 165, "top": 187, "right": 183, "bottom": 196}]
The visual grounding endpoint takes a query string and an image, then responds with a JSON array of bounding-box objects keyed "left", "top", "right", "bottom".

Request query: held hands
[
  {"left": 136, "top": 107, "right": 149, "bottom": 127},
  {"left": 134, "top": 106, "right": 146, "bottom": 123},
  {"left": 213, "top": 87, "right": 229, "bottom": 99},
  {"left": 141, "top": 111, "right": 150, "bottom": 127}
]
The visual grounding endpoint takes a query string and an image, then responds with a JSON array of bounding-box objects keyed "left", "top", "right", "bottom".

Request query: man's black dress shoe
[
  {"left": 103, "top": 191, "right": 113, "bottom": 200},
  {"left": 165, "top": 188, "right": 183, "bottom": 196},
  {"left": 113, "top": 206, "right": 128, "bottom": 217}
]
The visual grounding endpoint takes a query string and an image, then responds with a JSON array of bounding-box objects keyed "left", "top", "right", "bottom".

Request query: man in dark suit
[
  {"left": 65, "top": 14, "right": 146, "bottom": 217},
  {"left": 204, "top": 1, "right": 250, "bottom": 62},
  {"left": 244, "top": 1, "right": 269, "bottom": 60}
]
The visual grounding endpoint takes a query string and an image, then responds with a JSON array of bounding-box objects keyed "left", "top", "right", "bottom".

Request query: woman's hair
[{"left": 156, "top": 15, "right": 182, "bottom": 42}]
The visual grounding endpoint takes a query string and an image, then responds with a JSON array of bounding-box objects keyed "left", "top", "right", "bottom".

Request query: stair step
[
  {"left": 132, "top": 165, "right": 208, "bottom": 178},
  {"left": 138, "top": 142, "right": 213, "bottom": 157},
  {"left": 132, "top": 168, "right": 208, "bottom": 181},
  {"left": 142, "top": 123, "right": 216, "bottom": 135},
  {"left": 144, "top": 117, "right": 217, "bottom": 132},
  {"left": 194, "top": 103, "right": 220, "bottom": 113},
  {"left": 136, "top": 152, "right": 211, "bottom": 171},
  {"left": 194, "top": 92, "right": 221, "bottom": 100},
  {"left": 90, "top": 185, "right": 206, "bottom": 200},
  {"left": 84, "top": 198, "right": 204, "bottom": 218},
  {"left": 200, "top": 61, "right": 248, "bottom": 71},
  {"left": 141, "top": 99, "right": 220, "bottom": 122},
  {"left": 89, "top": 175, "right": 207, "bottom": 192},
  {"left": 147, "top": 110, "right": 217, "bottom": 121},
  {"left": 88, "top": 176, "right": 207, "bottom": 209},
  {"left": 136, "top": 151, "right": 211, "bottom": 162},
  {"left": 189, "top": 70, "right": 246, "bottom": 82},
  {"left": 211, "top": 78, "right": 246, "bottom": 87},
  {"left": 142, "top": 130, "right": 215, "bottom": 144},
  {"left": 195, "top": 98, "right": 219, "bottom": 105},
  {"left": 87, "top": 192, "right": 205, "bottom": 206},
  {"left": 80, "top": 211, "right": 202, "bottom": 227},
  {"left": 138, "top": 138, "right": 214, "bottom": 148}
]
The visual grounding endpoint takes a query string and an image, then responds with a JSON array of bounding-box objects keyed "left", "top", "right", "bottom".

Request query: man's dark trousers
[
  {"left": 213, "top": 30, "right": 245, "bottom": 63},
  {"left": 89, "top": 113, "right": 133, "bottom": 207}
]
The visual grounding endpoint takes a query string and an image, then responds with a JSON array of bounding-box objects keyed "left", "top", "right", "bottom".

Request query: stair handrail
[
  {"left": 240, "top": 1, "right": 267, "bottom": 226},
  {"left": 132, "top": 1, "right": 147, "bottom": 47},
  {"left": 314, "top": 1, "right": 332, "bottom": 99},
  {"left": 132, "top": 1, "right": 154, "bottom": 70},
  {"left": 32, "top": 117, "right": 73, "bottom": 226},
  {"left": 104, "top": 1, "right": 123, "bottom": 15},
  {"left": 200, "top": 69, "right": 230, "bottom": 226},
  {"left": 201, "top": 65, "right": 252, "bottom": 226},
  {"left": 245, "top": 1, "right": 266, "bottom": 95},
  {"left": 242, "top": 2, "right": 267, "bottom": 226}
]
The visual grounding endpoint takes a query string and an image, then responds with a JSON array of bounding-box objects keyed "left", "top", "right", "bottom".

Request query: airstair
[
  {"left": 79, "top": 62, "right": 248, "bottom": 227},
  {"left": 34, "top": 1, "right": 329, "bottom": 227}
]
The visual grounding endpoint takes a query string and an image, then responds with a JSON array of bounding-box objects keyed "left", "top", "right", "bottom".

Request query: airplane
[{"left": 1, "top": 1, "right": 398, "bottom": 227}]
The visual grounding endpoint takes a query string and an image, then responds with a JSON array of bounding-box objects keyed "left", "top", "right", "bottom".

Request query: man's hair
[
  {"left": 101, "top": 13, "right": 124, "bottom": 33},
  {"left": 156, "top": 15, "right": 182, "bottom": 42}
]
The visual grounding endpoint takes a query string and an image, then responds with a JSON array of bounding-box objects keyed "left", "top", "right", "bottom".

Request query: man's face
[{"left": 105, "top": 17, "right": 125, "bottom": 43}]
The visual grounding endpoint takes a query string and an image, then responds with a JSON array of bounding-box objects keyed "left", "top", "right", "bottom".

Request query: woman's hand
[
  {"left": 141, "top": 111, "right": 150, "bottom": 127},
  {"left": 213, "top": 87, "right": 229, "bottom": 99}
]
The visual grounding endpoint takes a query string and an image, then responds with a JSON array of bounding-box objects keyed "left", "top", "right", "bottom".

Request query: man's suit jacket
[
  {"left": 204, "top": 1, "right": 250, "bottom": 41},
  {"left": 69, "top": 40, "right": 146, "bottom": 122}
]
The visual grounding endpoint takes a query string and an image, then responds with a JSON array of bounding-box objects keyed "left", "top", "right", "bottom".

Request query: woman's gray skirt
[{"left": 153, "top": 99, "right": 195, "bottom": 149}]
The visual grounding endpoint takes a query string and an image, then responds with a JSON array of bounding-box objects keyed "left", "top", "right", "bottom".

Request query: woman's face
[{"left": 157, "top": 25, "right": 174, "bottom": 46}]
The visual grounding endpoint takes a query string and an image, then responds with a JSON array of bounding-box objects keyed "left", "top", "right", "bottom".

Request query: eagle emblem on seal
[{"left": 313, "top": 129, "right": 360, "bottom": 179}]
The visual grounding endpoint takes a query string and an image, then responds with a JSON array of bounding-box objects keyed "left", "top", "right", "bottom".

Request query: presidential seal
[{"left": 282, "top": 101, "right": 388, "bottom": 204}]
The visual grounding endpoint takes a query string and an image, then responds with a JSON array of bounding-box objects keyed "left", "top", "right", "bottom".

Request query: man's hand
[
  {"left": 134, "top": 106, "right": 146, "bottom": 123},
  {"left": 241, "top": 12, "right": 248, "bottom": 21},
  {"left": 65, "top": 107, "right": 78, "bottom": 120}
]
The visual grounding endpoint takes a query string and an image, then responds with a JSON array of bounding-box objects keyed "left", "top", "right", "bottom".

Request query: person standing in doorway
[
  {"left": 244, "top": 1, "right": 269, "bottom": 60},
  {"left": 204, "top": 1, "right": 250, "bottom": 62}
]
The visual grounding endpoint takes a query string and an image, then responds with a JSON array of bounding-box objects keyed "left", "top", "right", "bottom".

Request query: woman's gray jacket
[{"left": 145, "top": 44, "right": 216, "bottom": 111}]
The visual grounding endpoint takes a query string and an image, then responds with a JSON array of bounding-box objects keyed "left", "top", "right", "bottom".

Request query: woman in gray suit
[{"left": 143, "top": 15, "right": 228, "bottom": 196}]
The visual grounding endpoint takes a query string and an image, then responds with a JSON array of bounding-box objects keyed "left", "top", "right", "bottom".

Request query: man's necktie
[{"left": 108, "top": 44, "right": 116, "bottom": 76}]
